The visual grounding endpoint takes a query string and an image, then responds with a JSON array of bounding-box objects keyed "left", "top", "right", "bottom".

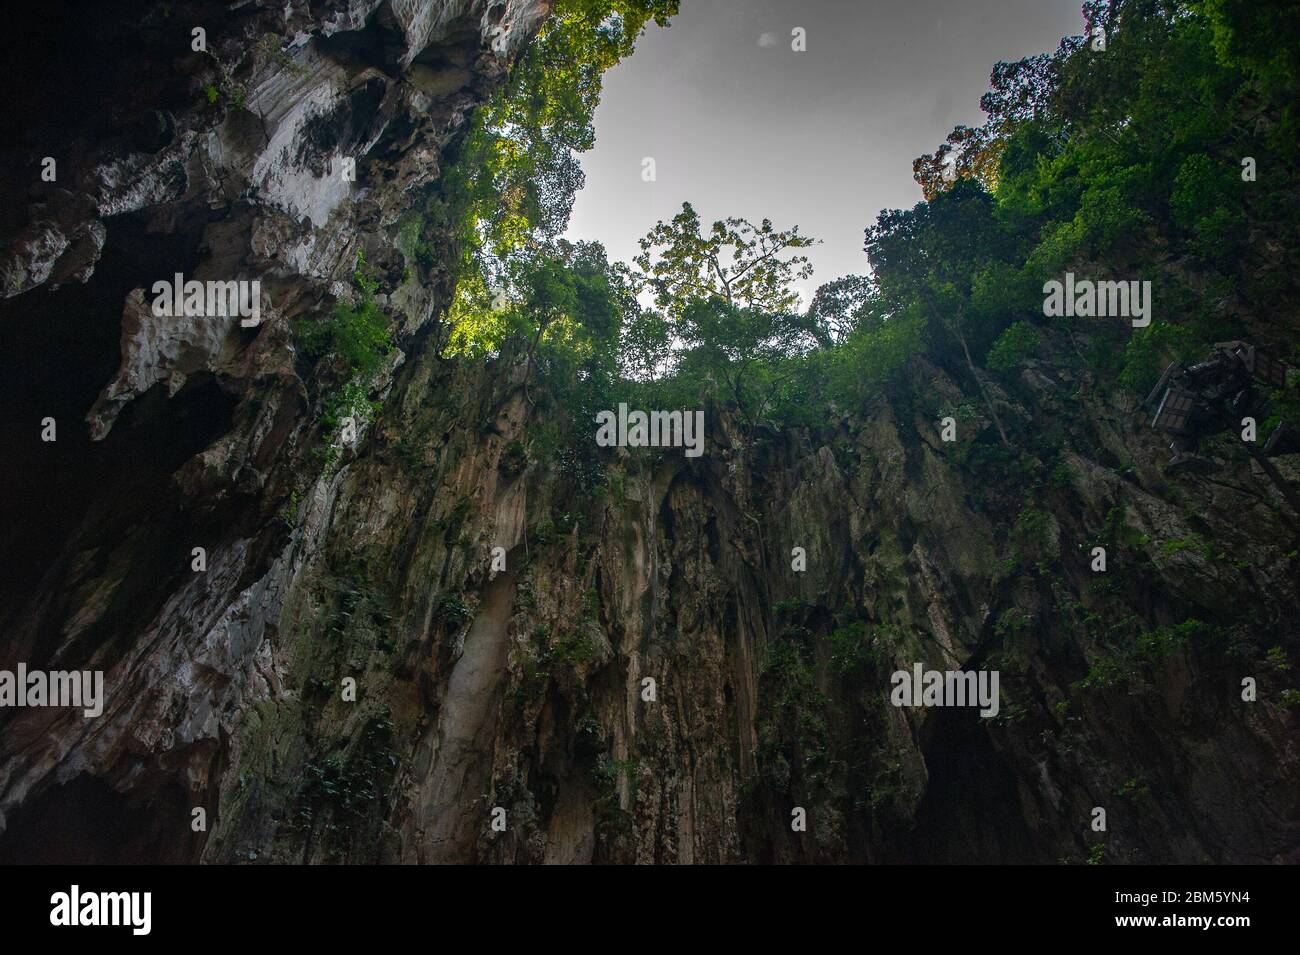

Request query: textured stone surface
[
  {"left": 0, "top": 1, "right": 1296, "bottom": 866},
  {"left": 0, "top": 0, "right": 551, "bottom": 862}
]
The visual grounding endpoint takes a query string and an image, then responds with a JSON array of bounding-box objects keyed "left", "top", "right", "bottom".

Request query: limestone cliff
[
  {"left": 0, "top": 0, "right": 554, "bottom": 863},
  {"left": 0, "top": 1, "right": 1296, "bottom": 865}
]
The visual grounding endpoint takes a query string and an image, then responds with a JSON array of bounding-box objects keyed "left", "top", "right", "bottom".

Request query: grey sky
[{"left": 565, "top": 0, "right": 1086, "bottom": 306}]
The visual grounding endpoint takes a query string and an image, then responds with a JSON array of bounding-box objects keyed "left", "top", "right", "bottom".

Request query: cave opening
[{"left": 0, "top": 773, "right": 200, "bottom": 865}]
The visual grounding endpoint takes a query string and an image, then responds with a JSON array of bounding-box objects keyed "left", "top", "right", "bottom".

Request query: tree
[
  {"left": 1193, "top": 0, "right": 1300, "bottom": 97},
  {"left": 672, "top": 298, "right": 821, "bottom": 424},
  {"left": 806, "top": 274, "right": 874, "bottom": 345},
  {"left": 450, "top": 0, "right": 679, "bottom": 276},
  {"left": 444, "top": 240, "right": 631, "bottom": 381},
  {"left": 912, "top": 44, "right": 1074, "bottom": 199},
  {"left": 626, "top": 203, "right": 823, "bottom": 422},
  {"left": 633, "top": 202, "right": 817, "bottom": 320},
  {"left": 617, "top": 306, "right": 673, "bottom": 382},
  {"left": 865, "top": 179, "right": 1019, "bottom": 443}
]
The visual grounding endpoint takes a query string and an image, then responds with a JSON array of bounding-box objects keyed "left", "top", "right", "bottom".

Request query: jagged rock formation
[
  {"left": 0, "top": 1, "right": 1296, "bottom": 865},
  {"left": 0, "top": 0, "right": 552, "bottom": 863}
]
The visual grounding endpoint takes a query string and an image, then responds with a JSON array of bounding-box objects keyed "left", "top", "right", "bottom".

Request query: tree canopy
[{"left": 431, "top": 0, "right": 1300, "bottom": 467}]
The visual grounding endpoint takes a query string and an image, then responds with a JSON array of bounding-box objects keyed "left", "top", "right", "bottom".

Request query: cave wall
[
  {"left": 201, "top": 333, "right": 1297, "bottom": 864},
  {"left": 0, "top": 1, "right": 1296, "bottom": 865},
  {"left": 0, "top": 0, "right": 553, "bottom": 863}
]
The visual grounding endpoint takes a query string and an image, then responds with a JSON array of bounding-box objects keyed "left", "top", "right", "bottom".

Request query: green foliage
[
  {"left": 303, "top": 296, "right": 390, "bottom": 379},
  {"left": 295, "top": 252, "right": 394, "bottom": 457},
  {"left": 499, "top": 439, "right": 528, "bottom": 478},
  {"left": 773, "top": 597, "right": 807, "bottom": 617},
  {"left": 864, "top": 179, "right": 1017, "bottom": 373},
  {"left": 432, "top": 1, "right": 679, "bottom": 483},
  {"left": 544, "top": 631, "right": 598, "bottom": 668},
  {"left": 1113, "top": 776, "right": 1150, "bottom": 800},
  {"left": 445, "top": 242, "right": 627, "bottom": 368},
  {"left": 898, "top": 0, "right": 1300, "bottom": 409},
  {"left": 756, "top": 629, "right": 830, "bottom": 793},
  {"left": 432, "top": 0, "right": 1300, "bottom": 470},
  {"left": 672, "top": 297, "right": 823, "bottom": 423},
  {"left": 1117, "top": 322, "right": 1195, "bottom": 395},
  {"left": 826, "top": 622, "right": 879, "bottom": 676},
  {"left": 1078, "top": 619, "right": 1220, "bottom": 690},
  {"left": 395, "top": 211, "right": 434, "bottom": 272},
  {"left": 828, "top": 310, "right": 927, "bottom": 403},
  {"left": 1013, "top": 505, "right": 1054, "bottom": 555},
  {"left": 592, "top": 752, "right": 638, "bottom": 845},
  {"left": 450, "top": 0, "right": 678, "bottom": 270},
  {"left": 441, "top": 270, "right": 509, "bottom": 358},
  {"left": 986, "top": 320, "right": 1043, "bottom": 374},
  {"left": 434, "top": 592, "right": 473, "bottom": 627},
  {"left": 277, "top": 490, "right": 304, "bottom": 527},
  {"left": 633, "top": 202, "right": 817, "bottom": 319},
  {"left": 995, "top": 607, "right": 1032, "bottom": 638},
  {"left": 1193, "top": 0, "right": 1300, "bottom": 97},
  {"left": 1170, "top": 153, "right": 1246, "bottom": 262},
  {"left": 806, "top": 274, "right": 873, "bottom": 345},
  {"left": 296, "top": 712, "right": 398, "bottom": 836},
  {"left": 614, "top": 203, "right": 828, "bottom": 422},
  {"left": 1159, "top": 533, "right": 1212, "bottom": 558}
]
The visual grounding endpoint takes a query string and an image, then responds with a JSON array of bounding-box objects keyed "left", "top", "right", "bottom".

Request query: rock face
[
  {"left": 0, "top": 0, "right": 553, "bottom": 863},
  {"left": 0, "top": 2, "right": 1297, "bottom": 865}
]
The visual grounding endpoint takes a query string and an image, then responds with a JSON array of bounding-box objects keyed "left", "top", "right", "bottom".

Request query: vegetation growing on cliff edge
[
  {"left": 294, "top": 251, "right": 393, "bottom": 464},
  {"left": 289, "top": 2, "right": 681, "bottom": 485},
  {"left": 435, "top": 0, "right": 1299, "bottom": 472},
  {"left": 285, "top": 0, "right": 1300, "bottom": 477},
  {"left": 237, "top": 0, "right": 1300, "bottom": 865},
  {"left": 458, "top": 0, "right": 677, "bottom": 258}
]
